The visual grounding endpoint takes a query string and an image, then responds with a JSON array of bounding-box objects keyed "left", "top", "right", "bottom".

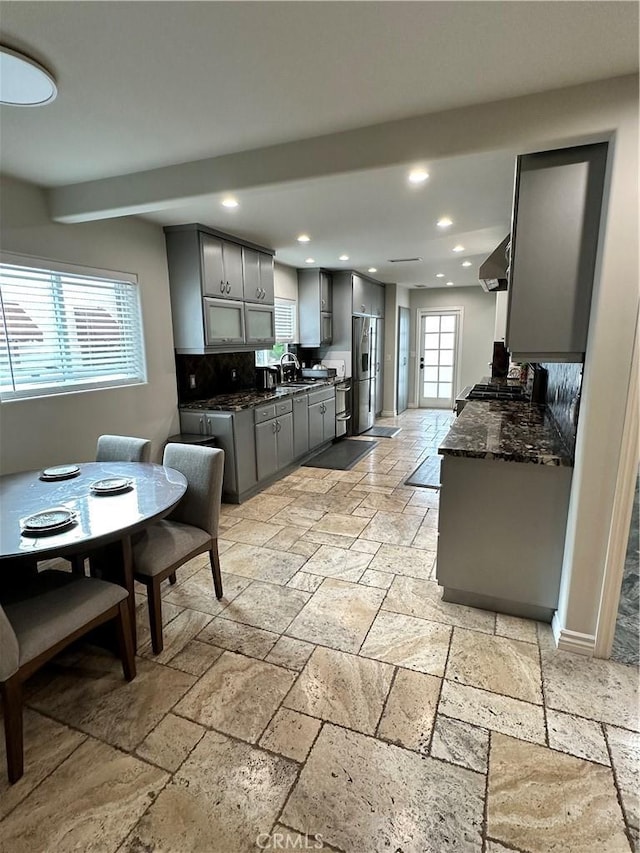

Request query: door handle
[
  {"left": 220, "top": 281, "right": 225, "bottom": 293},
  {"left": 226, "top": 282, "right": 231, "bottom": 293},
  {"left": 419, "top": 358, "right": 424, "bottom": 371},
  {"left": 256, "top": 287, "right": 260, "bottom": 298},
  {"left": 199, "top": 416, "right": 205, "bottom": 434}
]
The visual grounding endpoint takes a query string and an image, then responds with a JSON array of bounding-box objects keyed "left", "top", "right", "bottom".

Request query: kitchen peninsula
[{"left": 436, "top": 400, "right": 573, "bottom": 621}]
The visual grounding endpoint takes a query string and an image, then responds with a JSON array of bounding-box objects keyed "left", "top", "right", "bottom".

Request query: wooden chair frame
[{"left": 1, "top": 598, "right": 135, "bottom": 784}]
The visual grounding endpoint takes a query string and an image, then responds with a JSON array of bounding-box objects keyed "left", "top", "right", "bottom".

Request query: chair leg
[
  {"left": 2, "top": 674, "right": 24, "bottom": 784},
  {"left": 168, "top": 572, "right": 177, "bottom": 585},
  {"left": 71, "top": 555, "right": 86, "bottom": 576},
  {"left": 210, "top": 542, "right": 223, "bottom": 600},
  {"left": 115, "top": 600, "right": 136, "bottom": 682},
  {"left": 147, "top": 579, "right": 164, "bottom": 654}
]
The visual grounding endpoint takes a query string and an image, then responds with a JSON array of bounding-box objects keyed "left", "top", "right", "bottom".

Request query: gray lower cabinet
[
  {"left": 293, "top": 393, "right": 310, "bottom": 458},
  {"left": 254, "top": 401, "right": 294, "bottom": 481},
  {"left": 179, "top": 407, "right": 257, "bottom": 501},
  {"left": 308, "top": 387, "right": 336, "bottom": 448},
  {"left": 436, "top": 454, "right": 572, "bottom": 621}
]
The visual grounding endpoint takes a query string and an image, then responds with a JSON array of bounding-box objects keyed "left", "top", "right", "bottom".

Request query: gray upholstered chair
[
  {"left": 95, "top": 434, "right": 151, "bottom": 463},
  {"left": 133, "top": 443, "right": 225, "bottom": 654},
  {"left": 69, "top": 434, "right": 152, "bottom": 577},
  {"left": 0, "top": 570, "right": 135, "bottom": 783}
]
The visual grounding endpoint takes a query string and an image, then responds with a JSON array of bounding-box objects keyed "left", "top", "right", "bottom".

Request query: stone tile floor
[{"left": 1, "top": 409, "right": 639, "bottom": 852}]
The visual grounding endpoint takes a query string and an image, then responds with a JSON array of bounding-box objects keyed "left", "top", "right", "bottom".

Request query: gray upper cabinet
[
  {"left": 370, "top": 283, "right": 384, "bottom": 318},
  {"left": 506, "top": 143, "right": 608, "bottom": 362},
  {"left": 202, "top": 234, "right": 243, "bottom": 300},
  {"left": 164, "top": 224, "right": 275, "bottom": 353},
  {"left": 352, "top": 274, "right": 385, "bottom": 318},
  {"left": 352, "top": 274, "right": 369, "bottom": 316},
  {"left": 298, "top": 268, "right": 333, "bottom": 347},
  {"left": 243, "top": 248, "right": 275, "bottom": 304}
]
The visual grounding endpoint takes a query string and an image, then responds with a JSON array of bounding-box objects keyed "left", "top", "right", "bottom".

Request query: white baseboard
[
  {"left": 408, "top": 403, "right": 418, "bottom": 409},
  {"left": 380, "top": 409, "right": 396, "bottom": 418},
  {"left": 552, "top": 614, "right": 596, "bottom": 656}
]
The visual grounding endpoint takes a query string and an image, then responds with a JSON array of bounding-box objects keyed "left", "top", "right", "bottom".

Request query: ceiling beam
[{"left": 47, "top": 76, "right": 636, "bottom": 223}]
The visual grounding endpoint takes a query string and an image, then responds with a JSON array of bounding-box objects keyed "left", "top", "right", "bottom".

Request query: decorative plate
[
  {"left": 40, "top": 464, "right": 80, "bottom": 481},
  {"left": 22, "top": 508, "right": 77, "bottom": 534},
  {"left": 90, "top": 477, "right": 133, "bottom": 495}
]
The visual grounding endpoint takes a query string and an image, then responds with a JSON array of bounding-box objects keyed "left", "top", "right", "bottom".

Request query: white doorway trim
[
  {"left": 414, "top": 307, "right": 464, "bottom": 409},
  {"left": 593, "top": 311, "right": 639, "bottom": 658}
]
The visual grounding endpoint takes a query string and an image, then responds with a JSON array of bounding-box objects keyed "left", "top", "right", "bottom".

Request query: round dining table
[{"left": 0, "top": 461, "right": 188, "bottom": 649}]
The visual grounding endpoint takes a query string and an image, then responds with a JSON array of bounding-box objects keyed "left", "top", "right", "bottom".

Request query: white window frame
[
  {"left": 0, "top": 252, "right": 147, "bottom": 402},
  {"left": 273, "top": 297, "right": 297, "bottom": 344}
]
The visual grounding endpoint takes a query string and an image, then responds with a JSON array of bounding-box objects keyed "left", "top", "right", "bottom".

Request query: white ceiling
[{"left": 1, "top": 1, "right": 638, "bottom": 288}]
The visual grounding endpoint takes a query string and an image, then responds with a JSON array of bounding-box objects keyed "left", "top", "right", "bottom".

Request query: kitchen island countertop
[
  {"left": 439, "top": 400, "right": 572, "bottom": 466},
  {"left": 179, "top": 378, "right": 336, "bottom": 412}
]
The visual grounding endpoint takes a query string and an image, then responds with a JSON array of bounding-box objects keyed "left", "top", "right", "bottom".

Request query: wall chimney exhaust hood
[{"left": 479, "top": 236, "right": 510, "bottom": 292}]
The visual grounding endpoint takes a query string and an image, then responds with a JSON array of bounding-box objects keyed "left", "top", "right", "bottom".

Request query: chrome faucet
[{"left": 279, "top": 351, "right": 300, "bottom": 370}]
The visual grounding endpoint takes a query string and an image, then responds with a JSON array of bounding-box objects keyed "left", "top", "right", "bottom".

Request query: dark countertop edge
[
  {"left": 438, "top": 400, "right": 573, "bottom": 467},
  {"left": 179, "top": 378, "right": 337, "bottom": 412}
]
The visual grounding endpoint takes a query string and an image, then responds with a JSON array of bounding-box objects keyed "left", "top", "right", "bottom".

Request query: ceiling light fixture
[
  {"left": 446, "top": 281, "right": 455, "bottom": 287},
  {"left": 339, "top": 254, "right": 349, "bottom": 261},
  {"left": 437, "top": 217, "right": 453, "bottom": 229},
  {"left": 221, "top": 197, "right": 239, "bottom": 208},
  {"left": 452, "top": 245, "right": 465, "bottom": 253},
  {"left": 368, "top": 267, "right": 377, "bottom": 273},
  {"left": 408, "top": 169, "right": 429, "bottom": 185},
  {"left": 461, "top": 261, "right": 472, "bottom": 267},
  {"left": 0, "top": 44, "right": 57, "bottom": 106},
  {"left": 436, "top": 273, "right": 445, "bottom": 278},
  {"left": 305, "top": 258, "right": 315, "bottom": 264},
  {"left": 297, "top": 234, "right": 311, "bottom": 243}
]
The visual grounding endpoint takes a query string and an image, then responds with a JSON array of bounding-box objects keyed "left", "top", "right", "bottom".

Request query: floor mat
[
  {"left": 405, "top": 455, "right": 441, "bottom": 489},
  {"left": 362, "top": 426, "right": 401, "bottom": 438},
  {"left": 303, "top": 439, "right": 377, "bottom": 471}
]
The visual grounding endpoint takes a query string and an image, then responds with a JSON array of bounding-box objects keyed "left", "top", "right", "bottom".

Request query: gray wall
[
  {"left": 0, "top": 175, "right": 178, "bottom": 473},
  {"left": 408, "top": 286, "right": 497, "bottom": 405}
]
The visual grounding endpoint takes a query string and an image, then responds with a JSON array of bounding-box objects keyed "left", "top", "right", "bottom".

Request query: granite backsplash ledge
[
  {"left": 541, "top": 362, "right": 583, "bottom": 459},
  {"left": 175, "top": 352, "right": 257, "bottom": 402}
]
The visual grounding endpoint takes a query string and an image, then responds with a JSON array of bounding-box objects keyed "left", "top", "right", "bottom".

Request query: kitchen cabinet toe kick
[{"left": 440, "top": 587, "right": 556, "bottom": 623}]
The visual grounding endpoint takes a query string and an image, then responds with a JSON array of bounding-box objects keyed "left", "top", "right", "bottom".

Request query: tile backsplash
[
  {"left": 542, "top": 361, "right": 583, "bottom": 459},
  {"left": 175, "top": 352, "right": 256, "bottom": 402}
]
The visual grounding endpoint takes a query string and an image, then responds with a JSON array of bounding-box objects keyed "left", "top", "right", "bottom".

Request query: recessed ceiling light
[
  {"left": 452, "top": 245, "right": 465, "bottom": 253},
  {"left": 339, "top": 254, "right": 349, "bottom": 261},
  {"left": 221, "top": 197, "right": 238, "bottom": 208},
  {"left": 297, "top": 234, "right": 311, "bottom": 243},
  {"left": 305, "top": 258, "right": 315, "bottom": 264},
  {"left": 461, "top": 261, "right": 472, "bottom": 267},
  {"left": 446, "top": 281, "right": 455, "bottom": 287},
  {"left": 368, "top": 267, "right": 377, "bottom": 273},
  {"left": 408, "top": 169, "right": 429, "bottom": 185},
  {"left": 436, "top": 273, "right": 445, "bottom": 278},
  {"left": 0, "top": 45, "right": 57, "bottom": 106},
  {"left": 437, "top": 217, "right": 453, "bottom": 229}
]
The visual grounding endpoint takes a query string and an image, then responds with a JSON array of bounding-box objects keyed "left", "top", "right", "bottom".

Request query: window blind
[
  {"left": 274, "top": 298, "right": 296, "bottom": 343},
  {"left": 0, "top": 262, "right": 146, "bottom": 400}
]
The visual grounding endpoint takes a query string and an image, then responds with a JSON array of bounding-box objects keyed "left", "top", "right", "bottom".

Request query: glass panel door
[
  {"left": 245, "top": 304, "right": 275, "bottom": 345},
  {"left": 203, "top": 297, "right": 245, "bottom": 345},
  {"left": 418, "top": 311, "right": 459, "bottom": 408}
]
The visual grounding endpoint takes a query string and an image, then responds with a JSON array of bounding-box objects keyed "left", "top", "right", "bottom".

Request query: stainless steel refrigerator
[{"left": 352, "top": 315, "right": 377, "bottom": 434}]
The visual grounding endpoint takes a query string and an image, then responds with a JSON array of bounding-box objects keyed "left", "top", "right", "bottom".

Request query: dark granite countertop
[
  {"left": 439, "top": 400, "right": 573, "bottom": 466},
  {"left": 179, "top": 379, "right": 336, "bottom": 412}
]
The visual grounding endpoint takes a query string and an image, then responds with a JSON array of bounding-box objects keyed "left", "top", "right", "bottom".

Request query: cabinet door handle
[
  {"left": 321, "top": 298, "right": 325, "bottom": 308},
  {"left": 226, "top": 282, "right": 231, "bottom": 293},
  {"left": 199, "top": 416, "right": 205, "bottom": 434},
  {"left": 220, "top": 281, "right": 225, "bottom": 293},
  {"left": 272, "top": 421, "right": 277, "bottom": 433}
]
